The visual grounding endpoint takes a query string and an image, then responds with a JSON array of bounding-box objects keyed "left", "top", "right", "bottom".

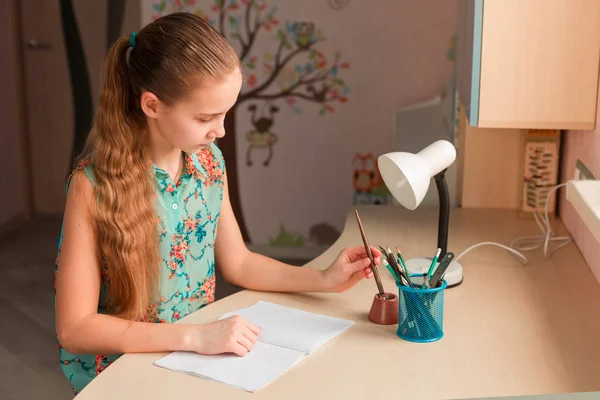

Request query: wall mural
[
  {"left": 352, "top": 153, "right": 391, "bottom": 206},
  {"left": 246, "top": 102, "right": 278, "bottom": 166},
  {"left": 150, "top": 0, "right": 352, "bottom": 244},
  {"left": 143, "top": 0, "right": 459, "bottom": 252}
]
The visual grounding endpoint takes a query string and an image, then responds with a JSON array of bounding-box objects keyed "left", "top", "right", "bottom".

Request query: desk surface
[{"left": 77, "top": 206, "right": 600, "bottom": 400}]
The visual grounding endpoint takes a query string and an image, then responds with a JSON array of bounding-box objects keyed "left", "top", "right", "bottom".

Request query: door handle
[{"left": 26, "top": 39, "right": 53, "bottom": 50}]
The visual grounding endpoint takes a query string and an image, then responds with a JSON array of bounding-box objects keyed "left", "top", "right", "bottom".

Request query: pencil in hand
[{"left": 354, "top": 209, "right": 385, "bottom": 296}]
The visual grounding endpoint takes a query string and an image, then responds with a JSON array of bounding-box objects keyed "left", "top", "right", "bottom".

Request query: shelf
[{"left": 566, "top": 180, "right": 600, "bottom": 244}]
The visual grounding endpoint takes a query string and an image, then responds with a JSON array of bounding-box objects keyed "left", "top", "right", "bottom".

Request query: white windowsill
[{"left": 566, "top": 180, "right": 600, "bottom": 244}]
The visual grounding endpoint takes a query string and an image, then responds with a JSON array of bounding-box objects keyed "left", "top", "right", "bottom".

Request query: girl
[{"left": 54, "top": 12, "right": 380, "bottom": 394}]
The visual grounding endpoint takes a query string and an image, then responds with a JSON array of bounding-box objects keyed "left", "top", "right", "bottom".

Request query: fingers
[
  {"left": 243, "top": 326, "right": 259, "bottom": 344},
  {"left": 370, "top": 246, "right": 382, "bottom": 258},
  {"left": 358, "top": 263, "right": 374, "bottom": 279},
  {"left": 348, "top": 257, "right": 372, "bottom": 273},
  {"left": 237, "top": 334, "right": 255, "bottom": 354},
  {"left": 245, "top": 321, "right": 261, "bottom": 336},
  {"left": 231, "top": 342, "right": 249, "bottom": 356},
  {"left": 229, "top": 315, "right": 260, "bottom": 334},
  {"left": 345, "top": 245, "right": 381, "bottom": 265},
  {"left": 357, "top": 245, "right": 382, "bottom": 258},
  {"left": 227, "top": 316, "right": 260, "bottom": 356}
]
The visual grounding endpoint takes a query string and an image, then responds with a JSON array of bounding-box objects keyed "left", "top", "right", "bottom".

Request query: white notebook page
[
  {"left": 154, "top": 301, "right": 355, "bottom": 392},
  {"left": 154, "top": 342, "right": 305, "bottom": 392},
  {"left": 219, "top": 301, "right": 355, "bottom": 354}
]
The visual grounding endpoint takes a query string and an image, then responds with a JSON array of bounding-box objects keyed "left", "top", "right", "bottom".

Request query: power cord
[{"left": 455, "top": 182, "right": 572, "bottom": 264}]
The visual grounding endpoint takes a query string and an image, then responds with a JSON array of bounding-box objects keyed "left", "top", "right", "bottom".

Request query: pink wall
[
  {"left": 142, "top": 0, "right": 458, "bottom": 247},
  {"left": 560, "top": 77, "right": 600, "bottom": 280}
]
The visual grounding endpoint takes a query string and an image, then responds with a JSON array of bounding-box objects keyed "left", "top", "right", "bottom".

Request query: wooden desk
[{"left": 76, "top": 206, "right": 600, "bottom": 400}]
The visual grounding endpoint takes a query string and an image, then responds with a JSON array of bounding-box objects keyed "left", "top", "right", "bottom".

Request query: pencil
[
  {"left": 396, "top": 247, "right": 406, "bottom": 271},
  {"left": 383, "top": 260, "right": 401, "bottom": 283},
  {"left": 354, "top": 209, "right": 385, "bottom": 296},
  {"left": 386, "top": 246, "right": 402, "bottom": 278},
  {"left": 395, "top": 246, "right": 413, "bottom": 287},
  {"left": 388, "top": 247, "right": 413, "bottom": 288},
  {"left": 381, "top": 247, "right": 404, "bottom": 286}
]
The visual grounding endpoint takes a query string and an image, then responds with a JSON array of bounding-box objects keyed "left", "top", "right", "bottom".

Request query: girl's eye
[{"left": 197, "top": 117, "right": 212, "bottom": 123}]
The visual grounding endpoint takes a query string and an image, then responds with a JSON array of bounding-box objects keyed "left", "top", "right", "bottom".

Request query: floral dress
[{"left": 54, "top": 143, "right": 225, "bottom": 395}]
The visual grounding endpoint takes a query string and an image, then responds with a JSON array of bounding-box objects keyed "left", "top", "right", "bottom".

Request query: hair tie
[{"left": 129, "top": 31, "right": 137, "bottom": 48}]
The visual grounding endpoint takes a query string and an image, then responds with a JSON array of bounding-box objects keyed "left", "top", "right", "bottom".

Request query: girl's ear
[{"left": 140, "top": 91, "right": 161, "bottom": 119}]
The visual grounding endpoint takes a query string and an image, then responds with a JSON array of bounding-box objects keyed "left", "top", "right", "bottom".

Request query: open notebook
[{"left": 154, "top": 301, "right": 354, "bottom": 392}]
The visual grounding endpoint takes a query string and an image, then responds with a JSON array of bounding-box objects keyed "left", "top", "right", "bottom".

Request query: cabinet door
[
  {"left": 455, "top": 0, "right": 483, "bottom": 126},
  {"left": 477, "top": 0, "right": 600, "bottom": 130}
]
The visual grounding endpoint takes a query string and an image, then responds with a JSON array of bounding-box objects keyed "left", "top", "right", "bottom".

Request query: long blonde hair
[{"left": 77, "top": 12, "right": 239, "bottom": 320}]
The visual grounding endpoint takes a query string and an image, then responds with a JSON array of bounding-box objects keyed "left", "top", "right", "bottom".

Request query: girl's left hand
[{"left": 322, "top": 246, "right": 382, "bottom": 293}]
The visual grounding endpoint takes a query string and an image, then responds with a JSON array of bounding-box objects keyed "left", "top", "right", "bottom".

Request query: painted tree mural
[{"left": 151, "top": 0, "right": 351, "bottom": 243}]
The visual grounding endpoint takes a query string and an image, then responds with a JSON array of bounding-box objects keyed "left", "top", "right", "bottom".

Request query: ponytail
[{"left": 78, "top": 36, "right": 159, "bottom": 321}]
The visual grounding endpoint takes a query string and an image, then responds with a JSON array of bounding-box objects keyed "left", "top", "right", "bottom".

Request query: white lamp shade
[{"left": 377, "top": 140, "right": 456, "bottom": 210}]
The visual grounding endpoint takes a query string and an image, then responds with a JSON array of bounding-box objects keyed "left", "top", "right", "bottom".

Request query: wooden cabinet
[
  {"left": 456, "top": 0, "right": 600, "bottom": 130},
  {"left": 456, "top": 103, "right": 524, "bottom": 209}
]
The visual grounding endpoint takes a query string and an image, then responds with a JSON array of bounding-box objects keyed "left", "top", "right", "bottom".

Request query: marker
[{"left": 426, "top": 248, "right": 442, "bottom": 282}]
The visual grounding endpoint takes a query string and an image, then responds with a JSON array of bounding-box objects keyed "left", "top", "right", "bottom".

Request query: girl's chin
[{"left": 186, "top": 140, "right": 215, "bottom": 152}]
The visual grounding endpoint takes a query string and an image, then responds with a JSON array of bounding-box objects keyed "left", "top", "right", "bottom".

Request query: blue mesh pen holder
[{"left": 396, "top": 274, "right": 447, "bottom": 343}]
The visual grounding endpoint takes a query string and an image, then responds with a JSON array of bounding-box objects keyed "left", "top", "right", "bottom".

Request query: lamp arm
[{"left": 434, "top": 169, "right": 450, "bottom": 259}]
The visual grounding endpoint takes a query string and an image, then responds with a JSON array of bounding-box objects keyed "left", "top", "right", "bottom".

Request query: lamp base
[{"left": 404, "top": 257, "right": 463, "bottom": 287}]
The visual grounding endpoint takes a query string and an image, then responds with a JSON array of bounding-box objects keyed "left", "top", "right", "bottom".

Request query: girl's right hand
[{"left": 186, "top": 315, "right": 261, "bottom": 356}]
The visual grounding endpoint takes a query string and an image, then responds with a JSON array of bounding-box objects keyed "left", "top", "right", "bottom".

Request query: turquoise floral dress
[{"left": 54, "top": 143, "right": 225, "bottom": 395}]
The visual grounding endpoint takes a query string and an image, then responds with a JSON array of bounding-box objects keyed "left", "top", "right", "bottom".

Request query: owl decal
[
  {"left": 352, "top": 153, "right": 390, "bottom": 205},
  {"left": 290, "top": 22, "right": 316, "bottom": 49},
  {"left": 353, "top": 153, "right": 381, "bottom": 193}
]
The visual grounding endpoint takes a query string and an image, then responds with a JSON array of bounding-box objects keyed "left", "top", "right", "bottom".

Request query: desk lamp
[{"left": 377, "top": 140, "right": 463, "bottom": 287}]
